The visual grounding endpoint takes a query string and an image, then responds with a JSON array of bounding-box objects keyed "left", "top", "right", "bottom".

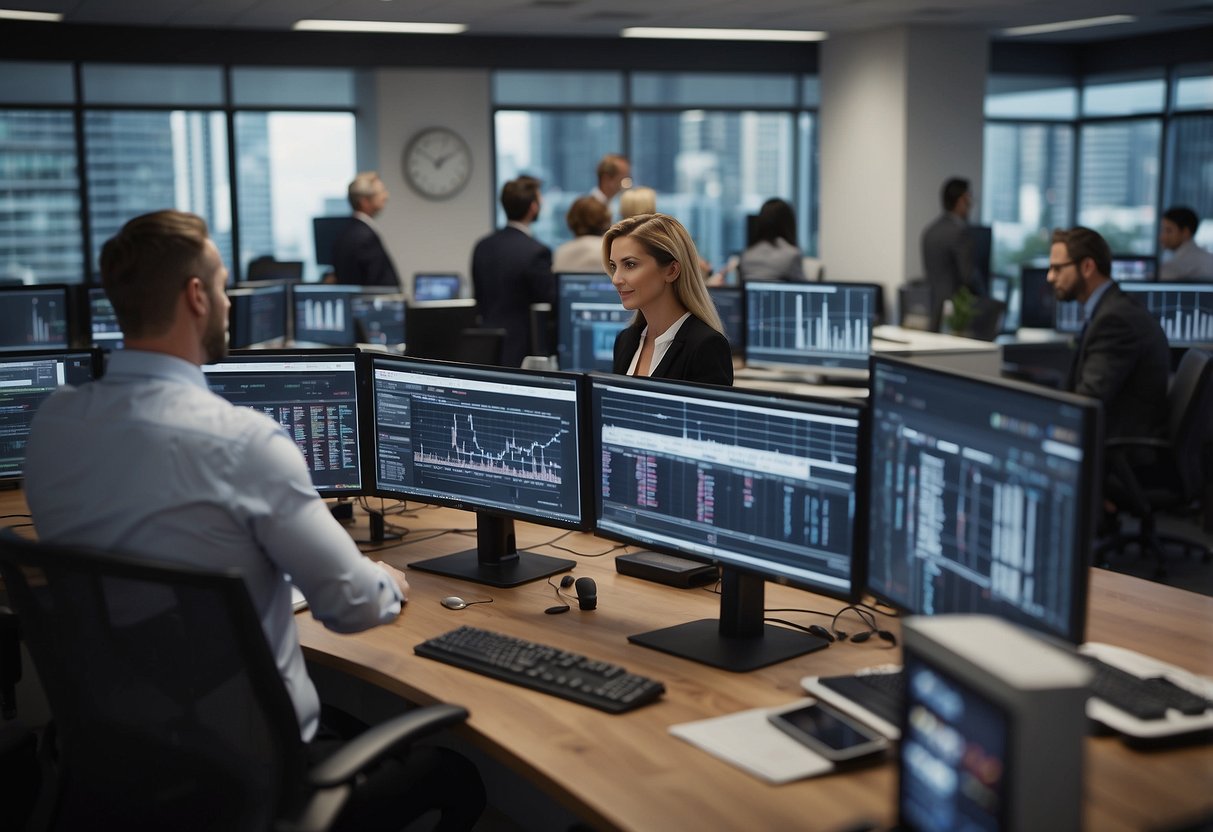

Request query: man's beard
[{"left": 203, "top": 309, "right": 228, "bottom": 363}]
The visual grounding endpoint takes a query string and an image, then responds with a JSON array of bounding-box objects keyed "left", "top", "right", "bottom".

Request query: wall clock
[{"left": 403, "top": 127, "right": 472, "bottom": 200}]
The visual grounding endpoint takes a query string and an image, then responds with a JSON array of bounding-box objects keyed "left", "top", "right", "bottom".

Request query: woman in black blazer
[{"left": 604, "top": 214, "right": 733, "bottom": 386}]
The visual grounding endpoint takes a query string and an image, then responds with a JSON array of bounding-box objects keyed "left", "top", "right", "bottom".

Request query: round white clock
[{"left": 403, "top": 127, "right": 472, "bottom": 200}]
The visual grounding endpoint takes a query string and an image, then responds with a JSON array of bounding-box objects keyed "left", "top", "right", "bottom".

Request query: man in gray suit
[
  {"left": 920, "top": 177, "right": 975, "bottom": 328},
  {"left": 1050, "top": 226, "right": 1170, "bottom": 441}
]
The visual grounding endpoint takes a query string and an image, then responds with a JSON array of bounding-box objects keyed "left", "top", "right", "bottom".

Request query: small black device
[
  {"left": 615, "top": 551, "right": 717, "bottom": 589},
  {"left": 767, "top": 701, "right": 888, "bottom": 762}
]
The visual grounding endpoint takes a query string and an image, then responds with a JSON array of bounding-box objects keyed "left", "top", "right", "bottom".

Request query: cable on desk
[{"left": 0, "top": 514, "right": 31, "bottom": 521}]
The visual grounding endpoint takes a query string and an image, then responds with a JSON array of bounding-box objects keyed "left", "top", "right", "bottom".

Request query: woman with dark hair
[
  {"left": 553, "top": 196, "right": 612, "bottom": 274},
  {"left": 604, "top": 213, "right": 733, "bottom": 386},
  {"left": 740, "top": 198, "right": 806, "bottom": 282}
]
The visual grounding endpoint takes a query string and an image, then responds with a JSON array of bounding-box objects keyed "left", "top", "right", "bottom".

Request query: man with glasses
[{"left": 1049, "top": 226, "right": 1169, "bottom": 441}]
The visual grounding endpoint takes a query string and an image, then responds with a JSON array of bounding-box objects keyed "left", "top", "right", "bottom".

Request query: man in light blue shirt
[{"left": 25, "top": 210, "right": 483, "bottom": 830}]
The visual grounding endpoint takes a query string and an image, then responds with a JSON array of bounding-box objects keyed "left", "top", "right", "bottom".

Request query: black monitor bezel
[
  {"left": 403, "top": 299, "right": 480, "bottom": 361},
  {"left": 743, "top": 280, "right": 879, "bottom": 376},
  {"left": 555, "top": 272, "right": 628, "bottom": 373},
  {"left": 0, "top": 347, "right": 104, "bottom": 484},
  {"left": 865, "top": 354, "right": 1101, "bottom": 646},
  {"left": 226, "top": 283, "right": 290, "bottom": 349},
  {"left": 202, "top": 347, "right": 368, "bottom": 498},
  {"left": 0, "top": 283, "right": 76, "bottom": 353}
]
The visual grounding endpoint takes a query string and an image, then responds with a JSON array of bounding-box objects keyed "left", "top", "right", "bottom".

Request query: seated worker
[
  {"left": 605, "top": 213, "right": 733, "bottom": 386},
  {"left": 553, "top": 196, "right": 611, "bottom": 274},
  {"left": 1159, "top": 206, "right": 1213, "bottom": 281},
  {"left": 24, "top": 210, "right": 484, "bottom": 832},
  {"left": 619, "top": 186, "right": 657, "bottom": 220},
  {"left": 740, "top": 198, "right": 807, "bottom": 282}
]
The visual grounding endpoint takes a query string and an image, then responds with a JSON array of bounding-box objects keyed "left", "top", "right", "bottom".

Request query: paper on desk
[{"left": 668, "top": 697, "right": 833, "bottom": 784}]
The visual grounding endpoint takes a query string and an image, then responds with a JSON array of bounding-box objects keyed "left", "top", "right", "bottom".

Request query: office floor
[{"left": 1097, "top": 512, "right": 1213, "bottom": 598}]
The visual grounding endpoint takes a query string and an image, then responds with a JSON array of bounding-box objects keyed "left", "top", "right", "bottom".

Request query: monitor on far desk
[
  {"left": 1119, "top": 281, "right": 1213, "bottom": 347},
  {"left": 708, "top": 285, "right": 744, "bottom": 356},
  {"left": 412, "top": 273, "right": 463, "bottom": 302},
  {"left": 0, "top": 285, "right": 72, "bottom": 352},
  {"left": 743, "top": 281, "right": 878, "bottom": 381},
  {"left": 592, "top": 374, "right": 867, "bottom": 671},
  {"left": 87, "top": 286, "right": 123, "bottom": 350},
  {"left": 228, "top": 283, "right": 289, "bottom": 349},
  {"left": 555, "top": 273, "right": 629, "bottom": 372}
]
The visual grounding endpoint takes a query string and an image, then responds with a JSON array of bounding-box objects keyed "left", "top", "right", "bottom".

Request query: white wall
[{"left": 373, "top": 68, "right": 494, "bottom": 291}]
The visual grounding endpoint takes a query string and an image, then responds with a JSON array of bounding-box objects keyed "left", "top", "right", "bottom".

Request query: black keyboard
[
  {"left": 415, "top": 625, "right": 666, "bottom": 714},
  {"left": 819, "top": 659, "right": 1213, "bottom": 724}
]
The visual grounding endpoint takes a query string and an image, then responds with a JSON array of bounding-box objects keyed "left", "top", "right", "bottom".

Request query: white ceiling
[{"left": 10, "top": 0, "right": 1213, "bottom": 42}]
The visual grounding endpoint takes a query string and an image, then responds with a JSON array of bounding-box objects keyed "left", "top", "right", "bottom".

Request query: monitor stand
[
  {"left": 628, "top": 568, "right": 829, "bottom": 672},
  {"left": 409, "top": 512, "right": 574, "bottom": 588}
]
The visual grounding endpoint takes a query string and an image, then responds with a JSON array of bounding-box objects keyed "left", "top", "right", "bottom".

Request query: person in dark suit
[
  {"left": 920, "top": 177, "right": 976, "bottom": 328},
  {"left": 606, "top": 213, "right": 733, "bottom": 386},
  {"left": 1050, "top": 226, "right": 1170, "bottom": 440},
  {"left": 332, "top": 171, "right": 401, "bottom": 287},
  {"left": 471, "top": 176, "right": 556, "bottom": 366}
]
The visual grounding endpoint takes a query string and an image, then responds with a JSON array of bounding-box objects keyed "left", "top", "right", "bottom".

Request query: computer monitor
[
  {"left": 412, "top": 273, "right": 463, "bottom": 302},
  {"left": 87, "top": 286, "right": 124, "bottom": 350},
  {"left": 351, "top": 292, "right": 406, "bottom": 347},
  {"left": 965, "top": 225, "right": 993, "bottom": 294},
  {"left": 866, "top": 355, "right": 1102, "bottom": 645},
  {"left": 707, "top": 286, "right": 744, "bottom": 356},
  {"left": 0, "top": 285, "right": 72, "bottom": 352},
  {"left": 312, "top": 217, "right": 352, "bottom": 268},
  {"left": 368, "top": 355, "right": 589, "bottom": 587},
  {"left": 201, "top": 349, "right": 365, "bottom": 496},
  {"left": 592, "top": 374, "right": 867, "bottom": 671},
  {"left": 1110, "top": 255, "right": 1157, "bottom": 282},
  {"left": 227, "top": 284, "right": 288, "bottom": 349},
  {"left": 291, "top": 284, "right": 362, "bottom": 346},
  {"left": 1054, "top": 298, "right": 1083, "bottom": 334},
  {"left": 246, "top": 258, "right": 304, "bottom": 283},
  {"left": 555, "top": 273, "right": 629, "bottom": 372},
  {"left": 1018, "top": 266, "right": 1055, "bottom": 329},
  {"left": 1119, "top": 282, "right": 1213, "bottom": 347},
  {"left": 404, "top": 299, "right": 479, "bottom": 361},
  {"left": 744, "top": 281, "right": 878, "bottom": 376},
  {"left": 0, "top": 349, "right": 103, "bottom": 483}
]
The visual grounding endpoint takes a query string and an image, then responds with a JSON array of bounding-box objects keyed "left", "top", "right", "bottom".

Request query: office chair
[
  {"left": 0, "top": 529, "right": 470, "bottom": 832},
  {"left": 246, "top": 256, "right": 305, "bottom": 283},
  {"left": 953, "top": 297, "right": 1007, "bottom": 341},
  {"left": 1097, "top": 348, "right": 1213, "bottom": 578},
  {"left": 453, "top": 327, "right": 507, "bottom": 366},
  {"left": 898, "top": 281, "right": 937, "bottom": 331}
]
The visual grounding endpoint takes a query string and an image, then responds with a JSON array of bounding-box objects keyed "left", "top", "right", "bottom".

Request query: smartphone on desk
[{"left": 768, "top": 701, "right": 889, "bottom": 762}]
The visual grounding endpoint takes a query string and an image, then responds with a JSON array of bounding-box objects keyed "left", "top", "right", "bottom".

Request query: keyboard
[{"left": 415, "top": 625, "right": 666, "bottom": 714}]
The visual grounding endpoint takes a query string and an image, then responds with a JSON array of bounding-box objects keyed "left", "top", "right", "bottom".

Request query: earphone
[{"left": 544, "top": 574, "right": 597, "bottom": 614}]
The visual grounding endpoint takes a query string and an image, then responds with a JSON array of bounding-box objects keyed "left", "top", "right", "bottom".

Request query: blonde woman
[
  {"left": 603, "top": 213, "right": 733, "bottom": 386},
  {"left": 619, "top": 186, "right": 657, "bottom": 219}
]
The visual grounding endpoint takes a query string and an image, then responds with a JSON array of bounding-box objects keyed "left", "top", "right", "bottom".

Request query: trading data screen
[
  {"left": 0, "top": 350, "right": 99, "bottom": 481},
  {"left": 593, "top": 376, "right": 863, "bottom": 597},
  {"left": 229, "top": 284, "right": 288, "bottom": 348},
  {"left": 1120, "top": 282, "right": 1213, "bottom": 347},
  {"left": 708, "top": 286, "right": 744, "bottom": 354},
  {"left": 745, "top": 282, "right": 877, "bottom": 371},
  {"left": 1110, "top": 257, "right": 1156, "bottom": 282},
  {"left": 88, "top": 287, "right": 123, "bottom": 349},
  {"left": 0, "top": 287, "right": 70, "bottom": 351},
  {"left": 203, "top": 352, "right": 363, "bottom": 494},
  {"left": 351, "top": 294, "right": 406, "bottom": 346},
  {"left": 556, "top": 273, "right": 630, "bottom": 372},
  {"left": 371, "top": 357, "right": 584, "bottom": 526},
  {"left": 293, "top": 286, "right": 358, "bottom": 346},
  {"left": 1054, "top": 299, "right": 1083, "bottom": 334},
  {"left": 413, "top": 274, "right": 462, "bottom": 302},
  {"left": 867, "top": 357, "right": 1098, "bottom": 644}
]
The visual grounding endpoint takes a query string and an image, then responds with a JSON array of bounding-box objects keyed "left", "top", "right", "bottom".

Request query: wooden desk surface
[{"left": 4, "top": 490, "right": 1211, "bottom": 831}]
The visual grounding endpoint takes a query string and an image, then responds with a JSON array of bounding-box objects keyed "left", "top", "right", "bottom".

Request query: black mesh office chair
[
  {"left": 0, "top": 529, "right": 469, "bottom": 832},
  {"left": 1098, "top": 348, "right": 1213, "bottom": 578}
]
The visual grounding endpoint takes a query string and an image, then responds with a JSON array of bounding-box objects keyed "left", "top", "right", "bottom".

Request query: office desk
[{"left": 291, "top": 505, "right": 1213, "bottom": 832}]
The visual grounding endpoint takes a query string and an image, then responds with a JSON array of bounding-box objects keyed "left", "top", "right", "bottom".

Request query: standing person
[
  {"left": 1159, "top": 206, "right": 1213, "bottom": 281},
  {"left": 553, "top": 196, "right": 611, "bottom": 274},
  {"left": 606, "top": 213, "right": 733, "bottom": 386},
  {"left": 920, "top": 177, "right": 976, "bottom": 326},
  {"left": 1048, "top": 226, "right": 1170, "bottom": 440},
  {"left": 590, "top": 153, "right": 631, "bottom": 207},
  {"left": 24, "top": 210, "right": 485, "bottom": 832},
  {"left": 740, "top": 198, "right": 807, "bottom": 282},
  {"left": 331, "top": 171, "right": 401, "bottom": 287},
  {"left": 471, "top": 176, "right": 557, "bottom": 366}
]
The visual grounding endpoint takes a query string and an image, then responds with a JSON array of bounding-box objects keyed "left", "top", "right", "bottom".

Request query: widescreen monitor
[
  {"left": 412, "top": 273, "right": 463, "bottom": 302},
  {"left": 866, "top": 355, "right": 1102, "bottom": 645},
  {"left": 202, "top": 350, "right": 365, "bottom": 497},
  {"left": 708, "top": 286, "right": 744, "bottom": 355},
  {"left": 744, "top": 281, "right": 878, "bottom": 375},
  {"left": 351, "top": 292, "right": 406, "bottom": 347},
  {"left": 369, "top": 355, "right": 589, "bottom": 587},
  {"left": 555, "top": 273, "right": 629, "bottom": 372},
  {"left": 404, "top": 299, "right": 479, "bottom": 361},
  {"left": 87, "top": 286, "right": 123, "bottom": 349},
  {"left": 312, "top": 216, "right": 352, "bottom": 268},
  {"left": 228, "top": 284, "right": 288, "bottom": 349},
  {"left": 592, "top": 374, "right": 867, "bottom": 671},
  {"left": 1054, "top": 298, "right": 1083, "bottom": 334},
  {"left": 0, "top": 285, "right": 71, "bottom": 352},
  {"left": 292, "top": 285, "right": 400, "bottom": 347},
  {"left": 1111, "top": 255, "right": 1157, "bottom": 282},
  {"left": 1119, "top": 282, "right": 1213, "bottom": 347},
  {"left": 0, "top": 349, "right": 103, "bottom": 483}
]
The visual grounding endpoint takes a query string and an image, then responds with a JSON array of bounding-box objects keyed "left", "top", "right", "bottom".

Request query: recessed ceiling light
[
  {"left": 293, "top": 19, "right": 467, "bottom": 34},
  {"left": 0, "top": 8, "right": 64, "bottom": 22},
  {"left": 621, "top": 26, "right": 827, "bottom": 42},
  {"left": 1001, "top": 15, "right": 1135, "bottom": 37}
]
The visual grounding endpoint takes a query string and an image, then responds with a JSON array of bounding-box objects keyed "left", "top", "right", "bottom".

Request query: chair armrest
[{"left": 307, "top": 704, "right": 469, "bottom": 788}]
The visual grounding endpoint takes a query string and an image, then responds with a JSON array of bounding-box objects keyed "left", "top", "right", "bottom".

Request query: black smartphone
[{"left": 767, "top": 701, "right": 889, "bottom": 761}]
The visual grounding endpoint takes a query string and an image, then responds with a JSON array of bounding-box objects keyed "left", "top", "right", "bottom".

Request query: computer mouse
[{"left": 440, "top": 596, "right": 468, "bottom": 610}]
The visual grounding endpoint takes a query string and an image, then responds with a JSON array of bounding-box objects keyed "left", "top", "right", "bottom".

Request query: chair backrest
[
  {"left": 0, "top": 529, "right": 305, "bottom": 831},
  {"left": 959, "top": 297, "right": 1007, "bottom": 341},
  {"left": 454, "top": 327, "right": 507, "bottom": 366},
  {"left": 1168, "top": 348, "right": 1213, "bottom": 500},
  {"left": 899, "top": 281, "right": 936, "bottom": 331}
]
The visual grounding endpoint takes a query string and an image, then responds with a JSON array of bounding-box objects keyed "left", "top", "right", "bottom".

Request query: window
[
  {"left": 985, "top": 75, "right": 1078, "bottom": 120},
  {"left": 1081, "top": 71, "right": 1166, "bottom": 118},
  {"left": 1165, "top": 114, "right": 1213, "bottom": 248},
  {"left": 1078, "top": 120, "right": 1162, "bottom": 255}
]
